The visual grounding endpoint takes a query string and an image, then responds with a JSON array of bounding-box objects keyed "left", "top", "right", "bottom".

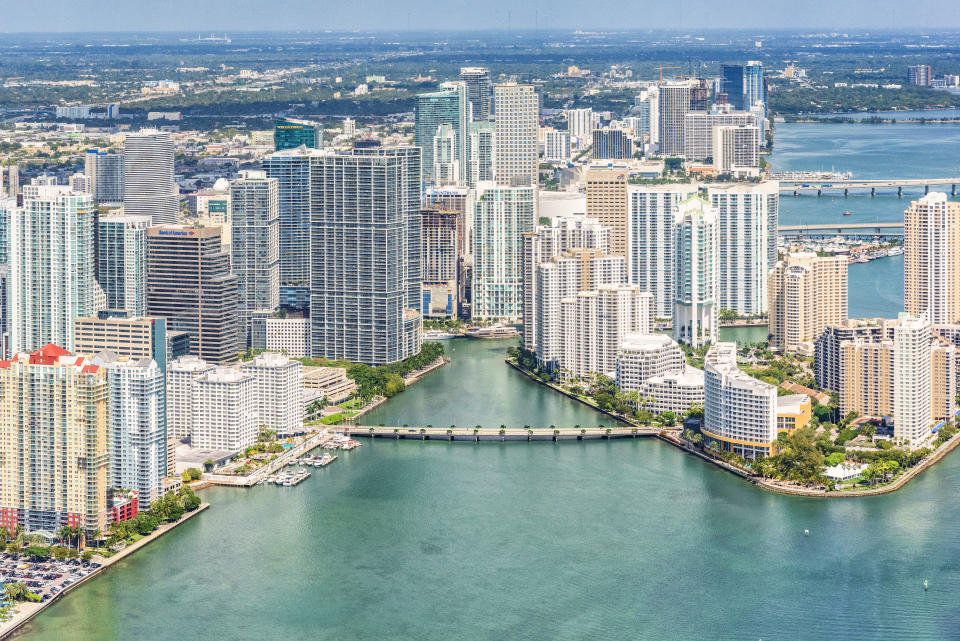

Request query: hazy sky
[{"left": 2, "top": 0, "right": 959, "bottom": 32}]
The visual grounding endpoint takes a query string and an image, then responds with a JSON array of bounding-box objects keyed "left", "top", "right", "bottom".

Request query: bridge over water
[
  {"left": 778, "top": 178, "right": 960, "bottom": 197},
  {"left": 339, "top": 424, "right": 665, "bottom": 441},
  {"left": 778, "top": 221, "right": 905, "bottom": 238}
]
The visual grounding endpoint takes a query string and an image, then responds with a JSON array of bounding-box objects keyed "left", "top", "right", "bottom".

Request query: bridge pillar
[
  {"left": 925, "top": 185, "right": 930, "bottom": 195},
  {"left": 871, "top": 187, "right": 876, "bottom": 197},
  {"left": 953, "top": 184, "right": 957, "bottom": 196},
  {"left": 817, "top": 189, "right": 821, "bottom": 197},
  {"left": 898, "top": 186, "right": 903, "bottom": 198},
  {"left": 844, "top": 188, "right": 848, "bottom": 197},
  {"left": 793, "top": 190, "right": 798, "bottom": 197}
]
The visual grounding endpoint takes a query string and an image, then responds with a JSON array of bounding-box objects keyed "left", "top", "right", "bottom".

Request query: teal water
[
  {"left": 15, "top": 122, "right": 960, "bottom": 641},
  {"left": 17, "top": 338, "right": 960, "bottom": 641}
]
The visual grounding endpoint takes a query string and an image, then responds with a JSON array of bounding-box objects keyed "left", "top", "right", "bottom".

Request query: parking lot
[{"left": 0, "top": 553, "right": 102, "bottom": 603}]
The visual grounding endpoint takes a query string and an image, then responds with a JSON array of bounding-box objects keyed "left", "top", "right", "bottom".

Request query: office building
[
  {"left": 544, "top": 130, "right": 571, "bottom": 163},
  {"left": 472, "top": 183, "right": 535, "bottom": 319},
  {"left": 586, "top": 169, "right": 629, "bottom": 257},
  {"left": 166, "top": 355, "right": 214, "bottom": 440},
  {"left": 415, "top": 83, "right": 470, "bottom": 183},
  {"left": 250, "top": 316, "right": 310, "bottom": 358},
  {"left": 704, "top": 341, "right": 778, "bottom": 459},
  {"left": 147, "top": 225, "right": 240, "bottom": 364},
  {"left": 263, "top": 148, "right": 318, "bottom": 311},
  {"left": 768, "top": 252, "right": 848, "bottom": 354},
  {"left": 93, "top": 352, "right": 166, "bottom": 507},
  {"left": 723, "top": 62, "right": 765, "bottom": 112},
  {"left": 9, "top": 186, "right": 97, "bottom": 353},
  {"left": 193, "top": 367, "right": 257, "bottom": 451},
  {"left": 0, "top": 344, "right": 109, "bottom": 534},
  {"left": 639, "top": 367, "right": 706, "bottom": 416},
  {"left": 565, "top": 108, "right": 594, "bottom": 149},
  {"left": 302, "top": 366, "right": 357, "bottom": 404},
  {"left": 468, "top": 122, "right": 496, "bottom": 187},
  {"left": 713, "top": 125, "right": 761, "bottom": 176},
  {"left": 558, "top": 284, "right": 654, "bottom": 379},
  {"left": 615, "top": 333, "right": 685, "bottom": 391},
  {"left": 815, "top": 318, "right": 897, "bottom": 393},
  {"left": 124, "top": 131, "right": 178, "bottom": 225},
  {"left": 674, "top": 195, "right": 718, "bottom": 347},
  {"left": 908, "top": 65, "right": 933, "bottom": 86},
  {"left": 422, "top": 208, "right": 460, "bottom": 318},
  {"left": 74, "top": 311, "right": 168, "bottom": 371},
  {"left": 97, "top": 214, "right": 150, "bottom": 316},
  {"left": 494, "top": 83, "right": 538, "bottom": 187},
  {"left": 231, "top": 173, "right": 280, "bottom": 344},
  {"left": 657, "top": 82, "right": 691, "bottom": 156},
  {"left": 459, "top": 67, "right": 491, "bottom": 122},
  {"left": 904, "top": 193, "right": 960, "bottom": 325},
  {"left": 241, "top": 352, "right": 303, "bottom": 436},
  {"left": 84, "top": 150, "right": 125, "bottom": 203},
  {"left": 627, "top": 183, "right": 699, "bottom": 317},
  {"left": 592, "top": 128, "right": 634, "bottom": 160},
  {"left": 6, "top": 166, "right": 18, "bottom": 198},
  {"left": 682, "top": 111, "right": 755, "bottom": 161},
  {"left": 274, "top": 118, "right": 322, "bottom": 151},
  {"left": 309, "top": 147, "right": 422, "bottom": 364},
  {"left": 709, "top": 182, "right": 779, "bottom": 316}
]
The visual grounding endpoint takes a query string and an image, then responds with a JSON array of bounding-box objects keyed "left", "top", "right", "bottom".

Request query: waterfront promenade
[{"left": 201, "top": 429, "right": 335, "bottom": 487}]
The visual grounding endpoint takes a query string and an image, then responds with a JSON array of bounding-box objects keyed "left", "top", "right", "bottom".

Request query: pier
[
  {"left": 778, "top": 178, "right": 960, "bottom": 197},
  {"left": 339, "top": 424, "right": 662, "bottom": 441}
]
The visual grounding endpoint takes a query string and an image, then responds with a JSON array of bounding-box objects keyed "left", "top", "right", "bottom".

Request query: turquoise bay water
[
  {"left": 15, "top": 121, "right": 960, "bottom": 641},
  {"left": 18, "top": 339, "right": 960, "bottom": 641}
]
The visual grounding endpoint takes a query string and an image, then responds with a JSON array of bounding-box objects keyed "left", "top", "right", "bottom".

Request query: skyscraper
[
  {"left": 713, "top": 125, "right": 761, "bottom": 176},
  {"left": 97, "top": 214, "right": 150, "bottom": 316},
  {"left": 908, "top": 65, "right": 933, "bottom": 86},
  {"left": 274, "top": 117, "right": 322, "bottom": 151},
  {"left": 415, "top": 83, "right": 470, "bottom": 184},
  {"left": 124, "top": 131, "right": 178, "bottom": 225},
  {"left": 673, "top": 195, "right": 718, "bottom": 348},
  {"left": 459, "top": 67, "right": 491, "bottom": 122},
  {"left": 468, "top": 121, "right": 496, "bottom": 186},
  {"left": 657, "top": 82, "right": 691, "bottom": 157},
  {"left": 421, "top": 208, "right": 460, "bottom": 318},
  {"left": 309, "top": 147, "right": 422, "bottom": 364},
  {"left": 894, "top": 314, "right": 933, "bottom": 444},
  {"left": 0, "top": 344, "right": 110, "bottom": 535},
  {"left": 722, "top": 64, "right": 746, "bottom": 110},
  {"left": 494, "top": 83, "right": 538, "bottom": 187},
  {"left": 146, "top": 225, "right": 240, "bottom": 364},
  {"left": 591, "top": 128, "right": 634, "bottom": 160},
  {"left": 73, "top": 311, "right": 168, "bottom": 372},
  {"left": 768, "top": 252, "right": 848, "bottom": 354},
  {"left": 472, "top": 183, "right": 535, "bottom": 319},
  {"left": 9, "top": 186, "right": 98, "bottom": 353},
  {"left": 262, "top": 148, "right": 318, "bottom": 311},
  {"left": 84, "top": 149, "right": 125, "bottom": 203},
  {"left": 586, "top": 170, "right": 629, "bottom": 257},
  {"left": 230, "top": 173, "right": 280, "bottom": 344},
  {"left": 904, "top": 192, "right": 960, "bottom": 325},
  {"left": 565, "top": 108, "right": 594, "bottom": 149},
  {"left": 722, "top": 62, "right": 765, "bottom": 112}
]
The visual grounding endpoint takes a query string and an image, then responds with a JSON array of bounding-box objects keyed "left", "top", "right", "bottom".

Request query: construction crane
[{"left": 657, "top": 65, "right": 682, "bottom": 83}]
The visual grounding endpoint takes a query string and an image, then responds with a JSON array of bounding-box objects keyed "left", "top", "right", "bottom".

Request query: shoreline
[
  {"left": 505, "top": 357, "right": 960, "bottom": 498},
  {"left": 1, "top": 503, "right": 210, "bottom": 640}
]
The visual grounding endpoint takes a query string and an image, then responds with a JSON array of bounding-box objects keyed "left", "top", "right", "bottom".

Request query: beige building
[
  {"left": 0, "top": 344, "right": 109, "bottom": 535},
  {"left": 768, "top": 252, "right": 848, "bottom": 354},
  {"left": 303, "top": 366, "right": 358, "bottom": 404},
  {"left": 585, "top": 170, "right": 628, "bottom": 257},
  {"left": 493, "top": 83, "right": 538, "bottom": 187},
  {"left": 74, "top": 312, "right": 165, "bottom": 363},
  {"left": 904, "top": 193, "right": 960, "bottom": 324}
]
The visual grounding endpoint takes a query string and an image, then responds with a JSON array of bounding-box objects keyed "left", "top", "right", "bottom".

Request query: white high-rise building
[
  {"left": 166, "top": 355, "right": 214, "bottom": 440},
  {"left": 432, "top": 124, "right": 460, "bottom": 185},
  {"left": 240, "top": 352, "right": 303, "bottom": 436},
  {"left": 708, "top": 182, "right": 779, "bottom": 316},
  {"left": 682, "top": 111, "right": 755, "bottom": 160},
  {"left": 627, "top": 183, "right": 699, "bottom": 318},
  {"left": 97, "top": 214, "right": 150, "bottom": 316},
  {"left": 673, "top": 195, "right": 718, "bottom": 347},
  {"left": 713, "top": 125, "right": 760, "bottom": 177},
  {"left": 9, "top": 186, "right": 98, "bottom": 353},
  {"left": 231, "top": 172, "right": 280, "bottom": 344},
  {"left": 565, "top": 108, "right": 594, "bottom": 149},
  {"left": 615, "top": 333, "right": 685, "bottom": 391},
  {"left": 704, "top": 342, "right": 778, "bottom": 459},
  {"left": 904, "top": 193, "right": 960, "bottom": 325},
  {"left": 472, "top": 183, "right": 535, "bottom": 319},
  {"left": 459, "top": 67, "right": 492, "bottom": 122},
  {"left": 124, "top": 131, "right": 178, "bottom": 225},
  {"left": 93, "top": 352, "right": 167, "bottom": 506},
  {"left": 894, "top": 314, "right": 933, "bottom": 444},
  {"left": 494, "top": 84, "right": 538, "bottom": 187},
  {"left": 657, "top": 82, "right": 692, "bottom": 156},
  {"left": 559, "top": 284, "right": 654, "bottom": 380},
  {"left": 84, "top": 150, "right": 125, "bottom": 203},
  {"left": 468, "top": 122, "right": 496, "bottom": 187},
  {"left": 193, "top": 367, "right": 258, "bottom": 451},
  {"left": 544, "top": 130, "right": 572, "bottom": 163}
]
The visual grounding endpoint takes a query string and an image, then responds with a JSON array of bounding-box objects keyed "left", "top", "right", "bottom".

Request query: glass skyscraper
[
  {"left": 459, "top": 67, "right": 491, "bottom": 121},
  {"left": 274, "top": 118, "right": 322, "bottom": 151},
  {"left": 414, "top": 83, "right": 470, "bottom": 184},
  {"left": 97, "top": 214, "right": 150, "bottom": 316}
]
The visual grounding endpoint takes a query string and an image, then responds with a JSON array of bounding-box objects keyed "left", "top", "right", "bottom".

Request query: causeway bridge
[
  {"left": 779, "top": 178, "right": 960, "bottom": 197},
  {"left": 339, "top": 424, "right": 665, "bottom": 441},
  {"left": 778, "top": 221, "right": 904, "bottom": 238}
]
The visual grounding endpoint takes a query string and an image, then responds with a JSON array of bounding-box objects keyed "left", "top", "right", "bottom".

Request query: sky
[{"left": 1, "top": 0, "right": 959, "bottom": 32}]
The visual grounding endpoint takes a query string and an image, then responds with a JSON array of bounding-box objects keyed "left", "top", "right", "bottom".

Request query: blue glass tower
[
  {"left": 274, "top": 118, "right": 322, "bottom": 151},
  {"left": 263, "top": 149, "right": 313, "bottom": 311}
]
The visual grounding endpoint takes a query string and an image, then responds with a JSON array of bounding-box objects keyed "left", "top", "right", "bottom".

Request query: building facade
[
  {"left": 904, "top": 193, "right": 960, "bottom": 325},
  {"left": 494, "top": 83, "right": 538, "bottom": 187},
  {"left": 124, "top": 131, "right": 179, "bottom": 225},
  {"left": 231, "top": 173, "right": 280, "bottom": 344},
  {"left": 241, "top": 352, "right": 303, "bottom": 436},
  {"left": 459, "top": 67, "right": 491, "bottom": 122},
  {"left": 97, "top": 214, "right": 150, "bottom": 316},
  {"left": 673, "top": 195, "right": 718, "bottom": 347},
  {"left": 274, "top": 118, "right": 322, "bottom": 151},
  {"left": 585, "top": 170, "right": 629, "bottom": 257},
  {"left": 768, "top": 252, "right": 848, "bottom": 354},
  {"left": 84, "top": 150, "right": 125, "bottom": 203},
  {"left": 415, "top": 83, "right": 470, "bottom": 184}
]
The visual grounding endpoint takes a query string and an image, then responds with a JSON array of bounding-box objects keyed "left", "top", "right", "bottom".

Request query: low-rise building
[
  {"left": 776, "top": 394, "right": 812, "bottom": 435},
  {"left": 303, "top": 366, "right": 357, "bottom": 404},
  {"left": 615, "top": 333, "right": 685, "bottom": 391},
  {"left": 639, "top": 367, "right": 705, "bottom": 415}
]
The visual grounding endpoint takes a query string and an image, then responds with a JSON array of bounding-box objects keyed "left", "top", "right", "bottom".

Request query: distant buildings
[
  {"left": 9, "top": 186, "right": 98, "bottom": 353},
  {"left": 0, "top": 344, "right": 110, "bottom": 535},
  {"left": 704, "top": 341, "right": 778, "bottom": 459},
  {"left": 124, "top": 131, "right": 179, "bottom": 225},
  {"left": 682, "top": 111, "right": 755, "bottom": 161},
  {"left": 904, "top": 193, "right": 960, "bottom": 325},
  {"left": 565, "top": 108, "right": 594, "bottom": 149},
  {"left": 544, "top": 130, "right": 571, "bottom": 163},
  {"left": 468, "top": 122, "right": 496, "bottom": 186},
  {"left": 494, "top": 83, "right": 538, "bottom": 187},
  {"left": 908, "top": 65, "right": 933, "bottom": 86},
  {"left": 146, "top": 225, "right": 240, "bottom": 364},
  {"left": 274, "top": 117, "right": 322, "bottom": 151},
  {"left": 591, "top": 128, "right": 633, "bottom": 160},
  {"left": 657, "top": 82, "right": 692, "bottom": 157},
  {"left": 768, "top": 252, "right": 848, "bottom": 354},
  {"left": 722, "top": 61, "right": 765, "bottom": 112}
]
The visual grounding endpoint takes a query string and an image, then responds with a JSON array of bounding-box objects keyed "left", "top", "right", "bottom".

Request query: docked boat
[
  {"left": 465, "top": 324, "right": 520, "bottom": 339},
  {"left": 424, "top": 329, "right": 456, "bottom": 340}
]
